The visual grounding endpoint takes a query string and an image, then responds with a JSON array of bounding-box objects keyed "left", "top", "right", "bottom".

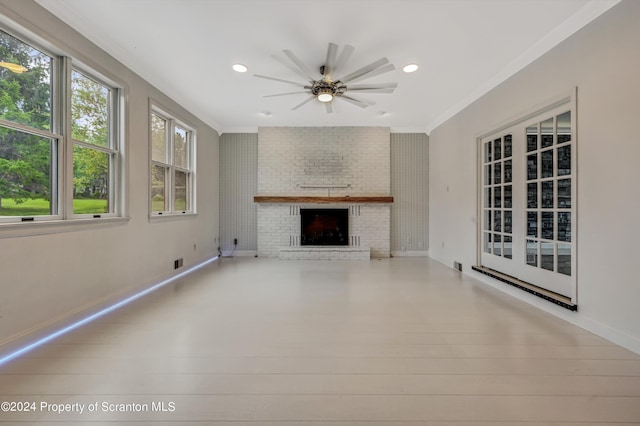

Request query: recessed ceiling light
[
  {"left": 232, "top": 64, "right": 248, "bottom": 73},
  {"left": 403, "top": 63, "right": 419, "bottom": 73},
  {"left": 259, "top": 111, "right": 272, "bottom": 117}
]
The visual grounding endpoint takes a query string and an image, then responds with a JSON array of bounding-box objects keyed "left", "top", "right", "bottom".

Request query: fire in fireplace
[{"left": 300, "top": 208, "right": 349, "bottom": 246}]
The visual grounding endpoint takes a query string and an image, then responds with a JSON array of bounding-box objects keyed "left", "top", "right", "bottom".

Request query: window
[
  {"left": 479, "top": 95, "right": 576, "bottom": 302},
  {"left": 0, "top": 29, "right": 56, "bottom": 219},
  {"left": 150, "top": 107, "right": 195, "bottom": 215},
  {"left": 71, "top": 70, "right": 119, "bottom": 216},
  {"left": 0, "top": 28, "right": 122, "bottom": 223}
]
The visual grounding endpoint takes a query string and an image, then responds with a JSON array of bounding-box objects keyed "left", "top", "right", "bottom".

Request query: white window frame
[
  {"left": 68, "top": 66, "right": 122, "bottom": 219},
  {"left": 149, "top": 102, "right": 196, "bottom": 218},
  {"left": 0, "top": 25, "right": 125, "bottom": 233}
]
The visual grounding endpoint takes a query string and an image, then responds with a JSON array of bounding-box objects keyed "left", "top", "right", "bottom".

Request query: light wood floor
[{"left": 1, "top": 257, "right": 639, "bottom": 425}]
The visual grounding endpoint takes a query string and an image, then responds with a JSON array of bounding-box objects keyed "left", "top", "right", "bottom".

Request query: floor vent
[
  {"left": 453, "top": 261, "right": 462, "bottom": 272},
  {"left": 174, "top": 258, "right": 184, "bottom": 269}
]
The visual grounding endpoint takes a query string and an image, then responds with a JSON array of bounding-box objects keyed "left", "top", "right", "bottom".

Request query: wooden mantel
[{"left": 254, "top": 195, "right": 394, "bottom": 204}]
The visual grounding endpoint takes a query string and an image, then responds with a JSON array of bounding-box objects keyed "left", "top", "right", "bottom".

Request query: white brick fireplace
[{"left": 256, "top": 127, "right": 392, "bottom": 259}]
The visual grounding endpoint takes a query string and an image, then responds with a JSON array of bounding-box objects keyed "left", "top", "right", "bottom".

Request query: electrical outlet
[{"left": 233, "top": 238, "right": 238, "bottom": 246}]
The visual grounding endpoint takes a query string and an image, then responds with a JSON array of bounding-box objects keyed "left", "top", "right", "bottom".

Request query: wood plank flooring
[{"left": 1, "top": 257, "right": 639, "bottom": 424}]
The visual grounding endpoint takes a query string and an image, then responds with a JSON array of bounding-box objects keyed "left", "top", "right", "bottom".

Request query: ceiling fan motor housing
[{"left": 310, "top": 79, "right": 346, "bottom": 97}]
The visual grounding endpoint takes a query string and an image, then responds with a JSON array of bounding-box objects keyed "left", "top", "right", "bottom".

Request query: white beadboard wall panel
[
  {"left": 391, "top": 133, "right": 429, "bottom": 255},
  {"left": 220, "top": 133, "right": 258, "bottom": 254}
]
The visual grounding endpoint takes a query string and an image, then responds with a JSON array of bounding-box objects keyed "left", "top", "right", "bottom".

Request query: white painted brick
[{"left": 257, "top": 127, "right": 391, "bottom": 258}]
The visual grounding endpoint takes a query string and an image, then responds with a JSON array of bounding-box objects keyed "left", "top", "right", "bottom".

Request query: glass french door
[{"left": 480, "top": 102, "right": 576, "bottom": 300}]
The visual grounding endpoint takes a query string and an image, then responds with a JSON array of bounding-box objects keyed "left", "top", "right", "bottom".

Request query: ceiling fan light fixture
[
  {"left": 317, "top": 92, "right": 333, "bottom": 102},
  {"left": 232, "top": 63, "right": 248, "bottom": 73},
  {"left": 403, "top": 63, "right": 419, "bottom": 73}
]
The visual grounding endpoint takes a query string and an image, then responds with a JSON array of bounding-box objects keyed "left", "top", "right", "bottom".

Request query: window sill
[
  {"left": 149, "top": 212, "right": 197, "bottom": 223},
  {"left": 0, "top": 216, "right": 130, "bottom": 240}
]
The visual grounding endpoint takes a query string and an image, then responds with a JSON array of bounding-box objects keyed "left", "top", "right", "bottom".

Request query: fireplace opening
[{"left": 301, "top": 208, "right": 349, "bottom": 246}]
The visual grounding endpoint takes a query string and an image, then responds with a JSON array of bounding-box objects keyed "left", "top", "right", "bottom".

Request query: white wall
[
  {"left": 0, "top": 1, "right": 220, "bottom": 349},
  {"left": 429, "top": 0, "right": 640, "bottom": 352}
]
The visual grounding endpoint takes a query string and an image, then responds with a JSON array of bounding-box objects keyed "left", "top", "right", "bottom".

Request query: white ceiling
[{"left": 36, "top": 0, "right": 619, "bottom": 134}]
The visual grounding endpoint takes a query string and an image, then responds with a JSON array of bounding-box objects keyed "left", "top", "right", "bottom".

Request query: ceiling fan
[{"left": 254, "top": 43, "right": 397, "bottom": 114}]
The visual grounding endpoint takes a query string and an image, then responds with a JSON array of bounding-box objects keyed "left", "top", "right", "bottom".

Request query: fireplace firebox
[{"left": 301, "top": 208, "right": 349, "bottom": 246}]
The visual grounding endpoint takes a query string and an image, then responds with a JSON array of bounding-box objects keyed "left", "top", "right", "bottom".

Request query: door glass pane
[
  {"left": 493, "top": 234, "right": 502, "bottom": 256},
  {"left": 73, "top": 145, "right": 109, "bottom": 214},
  {"left": 494, "top": 210, "right": 501, "bottom": 232},
  {"left": 541, "top": 242, "right": 554, "bottom": 271},
  {"left": 494, "top": 138, "right": 501, "bottom": 160},
  {"left": 494, "top": 163, "right": 501, "bottom": 184},
  {"left": 0, "top": 128, "right": 54, "bottom": 216},
  {"left": 485, "top": 165, "right": 492, "bottom": 186},
  {"left": 527, "top": 183, "right": 537, "bottom": 208},
  {"left": 557, "top": 111, "right": 571, "bottom": 144},
  {"left": 504, "top": 210, "right": 512, "bottom": 234},
  {"left": 558, "top": 212, "right": 571, "bottom": 242},
  {"left": 504, "top": 159, "right": 512, "bottom": 183},
  {"left": 503, "top": 235, "right": 512, "bottom": 259},
  {"left": 541, "top": 181, "right": 554, "bottom": 208},
  {"left": 558, "top": 178, "right": 571, "bottom": 208},
  {"left": 503, "top": 185, "right": 512, "bottom": 208},
  {"left": 541, "top": 212, "right": 554, "bottom": 240},
  {"left": 494, "top": 186, "right": 501, "bottom": 208},
  {"left": 541, "top": 149, "right": 553, "bottom": 178},
  {"left": 503, "top": 135, "right": 512, "bottom": 158},
  {"left": 557, "top": 145, "right": 571, "bottom": 176},
  {"left": 484, "top": 232, "right": 492, "bottom": 253},
  {"left": 526, "top": 126, "right": 538, "bottom": 152},
  {"left": 526, "top": 240, "right": 538, "bottom": 267},
  {"left": 485, "top": 187, "right": 491, "bottom": 208},
  {"left": 527, "top": 154, "right": 537, "bottom": 180},
  {"left": 484, "top": 210, "right": 492, "bottom": 231},
  {"left": 484, "top": 142, "right": 492, "bottom": 162},
  {"left": 151, "top": 164, "right": 167, "bottom": 212},
  {"left": 541, "top": 118, "right": 553, "bottom": 148},
  {"left": 558, "top": 243, "right": 571, "bottom": 276},
  {"left": 527, "top": 212, "right": 538, "bottom": 237}
]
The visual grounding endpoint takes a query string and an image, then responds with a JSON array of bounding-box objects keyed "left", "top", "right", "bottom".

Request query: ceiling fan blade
[
  {"left": 291, "top": 95, "right": 316, "bottom": 110},
  {"left": 347, "top": 83, "right": 398, "bottom": 90},
  {"left": 283, "top": 49, "right": 320, "bottom": 81},
  {"left": 325, "top": 102, "right": 333, "bottom": 114},
  {"left": 338, "top": 95, "right": 373, "bottom": 109},
  {"left": 272, "top": 54, "right": 314, "bottom": 83},
  {"left": 263, "top": 91, "right": 309, "bottom": 98},
  {"left": 344, "top": 63, "right": 396, "bottom": 84},
  {"left": 323, "top": 43, "right": 338, "bottom": 79},
  {"left": 340, "top": 57, "right": 389, "bottom": 84},
  {"left": 347, "top": 88, "right": 395, "bottom": 94},
  {"left": 254, "top": 74, "right": 307, "bottom": 87},
  {"left": 333, "top": 44, "right": 354, "bottom": 76}
]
